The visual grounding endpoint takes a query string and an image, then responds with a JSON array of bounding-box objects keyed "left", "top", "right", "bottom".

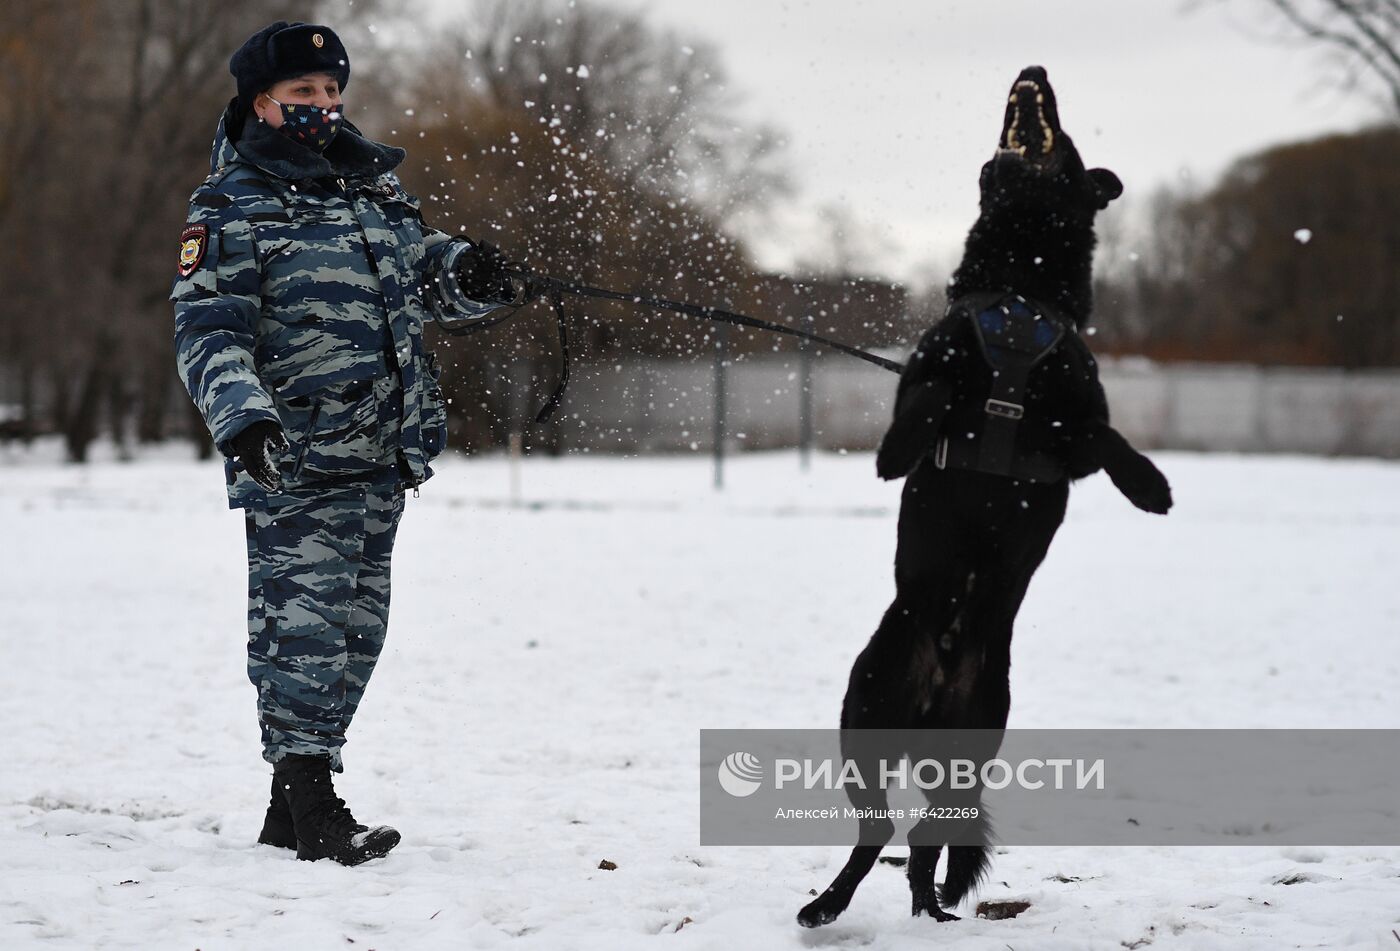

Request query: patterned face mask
[{"left": 265, "top": 96, "right": 342, "bottom": 151}]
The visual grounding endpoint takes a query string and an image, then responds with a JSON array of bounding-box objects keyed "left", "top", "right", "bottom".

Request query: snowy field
[{"left": 2, "top": 443, "right": 1399, "bottom": 950}]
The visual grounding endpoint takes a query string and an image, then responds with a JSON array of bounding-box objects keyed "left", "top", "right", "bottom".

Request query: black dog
[{"left": 797, "top": 66, "right": 1172, "bottom": 929}]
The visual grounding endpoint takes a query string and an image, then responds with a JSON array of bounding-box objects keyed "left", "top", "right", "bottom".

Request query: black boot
[
  {"left": 273, "top": 754, "right": 401, "bottom": 865},
  {"left": 257, "top": 774, "right": 297, "bottom": 849}
]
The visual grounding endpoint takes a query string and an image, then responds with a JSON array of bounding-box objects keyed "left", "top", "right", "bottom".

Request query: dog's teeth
[
  {"left": 1036, "top": 93, "right": 1044, "bottom": 104},
  {"left": 1009, "top": 94, "right": 1017, "bottom": 104}
]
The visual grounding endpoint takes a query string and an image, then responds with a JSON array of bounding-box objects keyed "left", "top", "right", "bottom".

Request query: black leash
[
  {"left": 534, "top": 290, "right": 570, "bottom": 423},
  {"left": 507, "top": 269, "right": 906, "bottom": 423}
]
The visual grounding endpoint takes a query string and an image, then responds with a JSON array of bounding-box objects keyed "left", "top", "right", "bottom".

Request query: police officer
[{"left": 172, "top": 21, "right": 520, "bottom": 865}]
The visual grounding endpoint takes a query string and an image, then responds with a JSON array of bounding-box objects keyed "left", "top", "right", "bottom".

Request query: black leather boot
[
  {"left": 257, "top": 774, "right": 297, "bottom": 849},
  {"left": 273, "top": 754, "right": 400, "bottom": 865}
]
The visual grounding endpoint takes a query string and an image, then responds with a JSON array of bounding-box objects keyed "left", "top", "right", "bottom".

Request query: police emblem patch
[
  {"left": 312, "top": 32, "right": 324, "bottom": 48},
  {"left": 178, "top": 223, "right": 208, "bottom": 278}
]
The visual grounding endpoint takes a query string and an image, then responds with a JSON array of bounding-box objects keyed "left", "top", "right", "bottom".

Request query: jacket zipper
[{"left": 290, "top": 400, "right": 321, "bottom": 482}]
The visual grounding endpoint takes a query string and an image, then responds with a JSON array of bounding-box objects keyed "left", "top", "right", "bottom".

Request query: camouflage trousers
[{"left": 244, "top": 483, "right": 405, "bottom": 771}]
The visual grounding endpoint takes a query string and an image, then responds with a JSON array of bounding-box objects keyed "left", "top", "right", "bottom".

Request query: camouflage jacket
[{"left": 172, "top": 101, "right": 501, "bottom": 509}]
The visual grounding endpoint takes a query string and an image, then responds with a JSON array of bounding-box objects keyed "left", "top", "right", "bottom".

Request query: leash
[
  {"left": 534, "top": 290, "right": 571, "bottom": 423},
  {"left": 504, "top": 269, "right": 906, "bottom": 423}
]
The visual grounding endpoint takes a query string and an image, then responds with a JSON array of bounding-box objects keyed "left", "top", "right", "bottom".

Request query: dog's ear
[{"left": 1088, "top": 168, "right": 1123, "bottom": 209}]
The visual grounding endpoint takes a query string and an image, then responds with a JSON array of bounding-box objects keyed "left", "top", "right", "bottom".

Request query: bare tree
[
  {"left": 414, "top": 0, "right": 790, "bottom": 230},
  {"left": 1243, "top": 0, "right": 1400, "bottom": 116}
]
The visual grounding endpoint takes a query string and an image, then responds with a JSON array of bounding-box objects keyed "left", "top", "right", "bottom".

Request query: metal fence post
[{"left": 799, "top": 312, "right": 814, "bottom": 471}]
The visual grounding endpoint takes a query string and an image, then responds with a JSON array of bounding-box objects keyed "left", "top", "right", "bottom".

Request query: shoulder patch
[{"left": 178, "top": 223, "right": 209, "bottom": 277}]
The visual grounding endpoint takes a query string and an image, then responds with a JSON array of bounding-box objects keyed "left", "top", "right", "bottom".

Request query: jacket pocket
[{"left": 281, "top": 381, "right": 388, "bottom": 483}]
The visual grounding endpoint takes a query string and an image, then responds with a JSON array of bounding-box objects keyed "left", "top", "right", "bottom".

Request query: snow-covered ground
[{"left": 2, "top": 442, "right": 1399, "bottom": 949}]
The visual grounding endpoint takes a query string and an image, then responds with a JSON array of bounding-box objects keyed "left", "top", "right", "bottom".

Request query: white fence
[
  {"left": 5, "top": 356, "right": 1396, "bottom": 458},
  {"left": 553, "top": 356, "right": 1400, "bottom": 458}
]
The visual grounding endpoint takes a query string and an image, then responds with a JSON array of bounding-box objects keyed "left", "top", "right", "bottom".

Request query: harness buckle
[
  {"left": 934, "top": 437, "right": 949, "bottom": 470},
  {"left": 985, "top": 398, "right": 1024, "bottom": 420}
]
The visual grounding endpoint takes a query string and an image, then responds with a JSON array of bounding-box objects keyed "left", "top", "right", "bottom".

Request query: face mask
[{"left": 264, "top": 96, "right": 342, "bottom": 151}]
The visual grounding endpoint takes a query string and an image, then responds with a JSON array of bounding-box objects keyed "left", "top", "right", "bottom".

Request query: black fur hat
[{"left": 229, "top": 21, "right": 350, "bottom": 114}]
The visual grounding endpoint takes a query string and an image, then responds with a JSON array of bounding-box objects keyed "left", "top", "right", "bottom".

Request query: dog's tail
[{"left": 936, "top": 812, "right": 993, "bottom": 909}]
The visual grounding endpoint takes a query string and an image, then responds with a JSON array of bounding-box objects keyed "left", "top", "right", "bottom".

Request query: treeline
[{"left": 1092, "top": 125, "right": 1400, "bottom": 367}]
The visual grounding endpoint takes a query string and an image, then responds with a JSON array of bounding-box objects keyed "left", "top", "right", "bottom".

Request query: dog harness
[{"left": 933, "top": 292, "right": 1070, "bottom": 484}]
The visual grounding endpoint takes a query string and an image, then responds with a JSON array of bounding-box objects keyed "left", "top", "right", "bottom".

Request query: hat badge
[{"left": 312, "top": 33, "right": 325, "bottom": 48}]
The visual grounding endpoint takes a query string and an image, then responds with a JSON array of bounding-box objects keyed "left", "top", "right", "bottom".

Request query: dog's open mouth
[{"left": 997, "top": 69, "right": 1062, "bottom": 171}]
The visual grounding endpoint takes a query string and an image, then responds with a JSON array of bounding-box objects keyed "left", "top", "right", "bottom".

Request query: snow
[{"left": 3, "top": 444, "right": 1399, "bottom": 949}]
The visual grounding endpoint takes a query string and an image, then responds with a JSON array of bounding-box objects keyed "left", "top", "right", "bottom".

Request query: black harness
[{"left": 932, "top": 292, "right": 1071, "bottom": 485}]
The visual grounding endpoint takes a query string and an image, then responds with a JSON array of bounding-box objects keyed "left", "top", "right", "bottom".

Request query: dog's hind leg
[
  {"left": 799, "top": 534, "right": 970, "bottom": 929},
  {"left": 798, "top": 660, "right": 908, "bottom": 929},
  {"left": 797, "top": 738, "right": 896, "bottom": 927},
  {"left": 908, "top": 752, "right": 995, "bottom": 918},
  {"left": 907, "top": 819, "right": 960, "bottom": 922},
  {"left": 796, "top": 818, "right": 895, "bottom": 928}
]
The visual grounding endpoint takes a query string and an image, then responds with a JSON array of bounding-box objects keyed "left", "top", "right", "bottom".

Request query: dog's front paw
[
  {"left": 1107, "top": 453, "right": 1173, "bottom": 514},
  {"left": 875, "top": 442, "right": 914, "bottom": 481}
]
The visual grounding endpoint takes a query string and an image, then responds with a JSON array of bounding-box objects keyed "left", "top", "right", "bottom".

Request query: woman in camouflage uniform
[{"left": 172, "top": 21, "right": 518, "bottom": 865}]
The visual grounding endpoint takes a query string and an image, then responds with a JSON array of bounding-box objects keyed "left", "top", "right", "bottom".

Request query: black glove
[
  {"left": 231, "top": 420, "right": 288, "bottom": 493},
  {"left": 453, "top": 240, "right": 519, "bottom": 304}
]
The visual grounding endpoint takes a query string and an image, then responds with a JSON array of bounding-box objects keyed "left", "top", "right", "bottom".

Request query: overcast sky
[{"left": 622, "top": 0, "right": 1387, "bottom": 283}]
